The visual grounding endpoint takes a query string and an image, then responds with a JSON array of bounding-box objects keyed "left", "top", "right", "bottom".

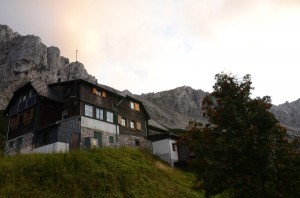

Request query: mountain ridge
[
  {"left": 0, "top": 24, "right": 96, "bottom": 109},
  {"left": 0, "top": 24, "right": 299, "bottom": 137}
]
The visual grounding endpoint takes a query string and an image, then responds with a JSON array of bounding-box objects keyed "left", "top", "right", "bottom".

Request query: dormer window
[
  {"left": 130, "top": 101, "right": 134, "bottom": 109},
  {"left": 130, "top": 101, "right": 140, "bottom": 111},
  {"left": 92, "top": 88, "right": 106, "bottom": 97}
]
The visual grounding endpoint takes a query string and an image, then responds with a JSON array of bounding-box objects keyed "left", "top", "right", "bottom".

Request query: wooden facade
[{"left": 4, "top": 79, "right": 151, "bottom": 154}]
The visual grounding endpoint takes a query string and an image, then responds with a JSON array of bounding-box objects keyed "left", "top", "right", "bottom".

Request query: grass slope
[{"left": 0, "top": 148, "right": 203, "bottom": 198}]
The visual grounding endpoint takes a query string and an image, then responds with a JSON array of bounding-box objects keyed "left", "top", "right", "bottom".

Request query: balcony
[{"left": 9, "top": 95, "right": 36, "bottom": 116}]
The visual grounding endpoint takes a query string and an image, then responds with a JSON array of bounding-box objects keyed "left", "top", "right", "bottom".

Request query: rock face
[
  {"left": 271, "top": 99, "right": 300, "bottom": 137},
  {"left": 0, "top": 25, "right": 96, "bottom": 109},
  {"left": 140, "top": 86, "right": 208, "bottom": 129},
  {"left": 140, "top": 87, "right": 300, "bottom": 137}
]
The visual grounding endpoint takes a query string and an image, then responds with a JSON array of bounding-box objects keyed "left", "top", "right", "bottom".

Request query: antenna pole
[{"left": 76, "top": 49, "right": 78, "bottom": 63}]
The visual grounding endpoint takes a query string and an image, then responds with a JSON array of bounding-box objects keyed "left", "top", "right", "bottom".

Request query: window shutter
[
  {"left": 24, "top": 110, "right": 30, "bottom": 124},
  {"left": 92, "top": 88, "right": 97, "bottom": 94},
  {"left": 102, "top": 91, "right": 106, "bottom": 97},
  {"left": 16, "top": 115, "right": 20, "bottom": 126},
  {"left": 136, "top": 121, "right": 141, "bottom": 130},
  {"left": 29, "top": 108, "right": 34, "bottom": 119},
  {"left": 118, "top": 115, "right": 122, "bottom": 124},
  {"left": 134, "top": 103, "right": 140, "bottom": 111}
]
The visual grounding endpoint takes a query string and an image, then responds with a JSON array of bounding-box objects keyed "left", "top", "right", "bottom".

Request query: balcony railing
[{"left": 9, "top": 95, "right": 36, "bottom": 116}]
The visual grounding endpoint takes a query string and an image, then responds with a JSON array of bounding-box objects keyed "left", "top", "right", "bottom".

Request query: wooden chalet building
[{"left": 4, "top": 79, "right": 151, "bottom": 154}]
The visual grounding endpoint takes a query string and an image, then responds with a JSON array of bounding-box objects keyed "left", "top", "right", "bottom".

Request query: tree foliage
[{"left": 183, "top": 73, "right": 300, "bottom": 198}]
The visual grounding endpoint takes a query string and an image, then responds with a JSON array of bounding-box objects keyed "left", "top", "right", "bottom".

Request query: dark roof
[
  {"left": 30, "top": 80, "right": 65, "bottom": 103},
  {"left": 148, "top": 120, "right": 169, "bottom": 132},
  {"left": 49, "top": 78, "right": 150, "bottom": 118},
  {"left": 49, "top": 79, "right": 123, "bottom": 96},
  {"left": 4, "top": 79, "right": 64, "bottom": 115},
  {"left": 148, "top": 133, "right": 179, "bottom": 142}
]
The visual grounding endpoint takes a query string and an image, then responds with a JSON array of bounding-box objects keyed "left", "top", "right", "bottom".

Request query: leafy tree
[{"left": 183, "top": 73, "right": 299, "bottom": 198}]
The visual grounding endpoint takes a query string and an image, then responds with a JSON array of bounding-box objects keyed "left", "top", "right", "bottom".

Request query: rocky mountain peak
[
  {"left": 141, "top": 86, "right": 208, "bottom": 129},
  {"left": 270, "top": 98, "right": 300, "bottom": 129},
  {"left": 0, "top": 24, "right": 96, "bottom": 109},
  {"left": 0, "top": 25, "right": 20, "bottom": 44}
]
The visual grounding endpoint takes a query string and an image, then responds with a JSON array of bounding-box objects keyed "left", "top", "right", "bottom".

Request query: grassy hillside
[
  {"left": 0, "top": 148, "right": 204, "bottom": 198},
  {"left": 0, "top": 110, "right": 8, "bottom": 153}
]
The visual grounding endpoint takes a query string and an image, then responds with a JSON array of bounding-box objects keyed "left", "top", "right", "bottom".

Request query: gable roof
[
  {"left": 4, "top": 80, "right": 64, "bottom": 115},
  {"left": 49, "top": 78, "right": 151, "bottom": 118}
]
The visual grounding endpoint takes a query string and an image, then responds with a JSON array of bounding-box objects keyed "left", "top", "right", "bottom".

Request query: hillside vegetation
[{"left": 0, "top": 148, "right": 204, "bottom": 198}]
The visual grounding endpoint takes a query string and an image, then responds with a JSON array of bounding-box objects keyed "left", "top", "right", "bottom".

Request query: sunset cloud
[{"left": 1, "top": 0, "right": 300, "bottom": 104}]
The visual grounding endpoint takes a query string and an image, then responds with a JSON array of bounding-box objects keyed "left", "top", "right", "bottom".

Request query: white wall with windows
[{"left": 81, "top": 116, "right": 119, "bottom": 135}]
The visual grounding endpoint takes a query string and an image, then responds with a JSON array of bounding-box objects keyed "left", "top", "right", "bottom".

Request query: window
[
  {"left": 10, "top": 115, "right": 20, "bottom": 129},
  {"left": 109, "top": 136, "right": 114, "bottom": 144},
  {"left": 172, "top": 143, "right": 177, "bottom": 152},
  {"left": 136, "top": 122, "right": 141, "bottom": 130},
  {"left": 93, "top": 88, "right": 106, "bottom": 97},
  {"left": 24, "top": 108, "right": 34, "bottom": 124},
  {"left": 106, "top": 111, "right": 114, "bottom": 123},
  {"left": 130, "top": 101, "right": 140, "bottom": 111},
  {"left": 84, "top": 104, "right": 93, "bottom": 117},
  {"left": 130, "top": 101, "right": 135, "bottom": 109},
  {"left": 121, "top": 118, "right": 126, "bottom": 126},
  {"left": 96, "top": 108, "right": 104, "bottom": 120},
  {"left": 130, "top": 121, "right": 135, "bottom": 129}
]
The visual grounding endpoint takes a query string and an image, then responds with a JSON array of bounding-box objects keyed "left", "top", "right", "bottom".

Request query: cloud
[{"left": 1, "top": 0, "right": 300, "bottom": 104}]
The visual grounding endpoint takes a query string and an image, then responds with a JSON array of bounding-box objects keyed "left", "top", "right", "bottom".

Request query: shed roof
[
  {"left": 148, "top": 119, "right": 169, "bottom": 132},
  {"left": 147, "top": 133, "right": 179, "bottom": 142}
]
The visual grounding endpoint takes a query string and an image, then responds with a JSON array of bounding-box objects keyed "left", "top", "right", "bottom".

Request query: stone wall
[
  {"left": 118, "top": 134, "right": 152, "bottom": 150},
  {"left": 81, "top": 127, "right": 151, "bottom": 150},
  {"left": 80, "top": 127, "right": 117, "bottom": 148},
  {"left": 5, "top": 132, "right": 34, "bottom": 155}
]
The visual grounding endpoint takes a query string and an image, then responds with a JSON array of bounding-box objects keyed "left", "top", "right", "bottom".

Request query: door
[
  {"left": 70, "top": 133, "right": 80, "bottom": 150},
  {"left": 94, "top": 131, "right": 102, "bottom": 147}
]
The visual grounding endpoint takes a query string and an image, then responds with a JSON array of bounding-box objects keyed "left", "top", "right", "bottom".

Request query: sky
[{"left": 0, "top": 0, "right": 300, "bottom": 105}]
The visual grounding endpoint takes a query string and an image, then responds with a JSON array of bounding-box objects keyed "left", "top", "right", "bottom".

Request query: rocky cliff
[
  {"left": 140, "top": 86, "right": 208, "bottom": 129},
  {"left": 0, "top": 25, "right": 96, "bottom": 109},
  {"left": 140, "top": 86, "right": 300, "bottom": 136},
  {"left": 270, "top": 99, "right": 300, "bottom": 137}
]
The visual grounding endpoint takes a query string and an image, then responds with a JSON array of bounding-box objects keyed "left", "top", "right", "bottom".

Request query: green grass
[{"left": 0, "top": 148, "right": 203, "bottom": 198}]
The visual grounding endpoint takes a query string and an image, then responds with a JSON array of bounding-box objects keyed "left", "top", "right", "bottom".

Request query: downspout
[
  {"left": 168, "top": 133, "right": 172, "bottom": 166},
  {"left": 5, "top": 114, "right": 11, "bottom": 155},
  {"left": 116, "top": 96, "right": 126, "bottom": 148},
  {"left": 145, "top": 120, "right": 148, "bottom": 139},
  {"left": 146, "top": 120, "right": 152, "bottom": 151},
  {"left": 32, "top": 96, "right": 42, "bottom": 150},
  {"left": 116, "top": 117, "right": 118, "bottom": 148}
]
